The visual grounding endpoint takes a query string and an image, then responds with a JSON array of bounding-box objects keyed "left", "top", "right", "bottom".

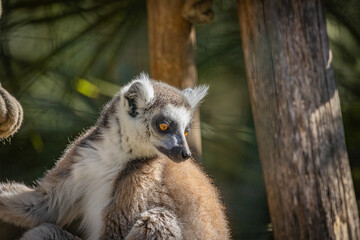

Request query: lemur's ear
[
  {"left": 182, "top": 85, "right": 209, "bottom": 109},
  {"left": 123, "top": 73, "right": 154, "bottom": 117}
]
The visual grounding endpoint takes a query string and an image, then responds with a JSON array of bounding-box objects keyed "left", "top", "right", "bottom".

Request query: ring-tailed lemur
[{"left": 0, "top": 74, "right": 230, "bottom": 240}]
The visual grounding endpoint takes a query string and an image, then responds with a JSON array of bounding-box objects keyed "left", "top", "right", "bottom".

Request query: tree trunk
[
  {"left": 147, "top": 0, "right": 202, "bottom": 160},
  {"left": 237, "top": 0, "right": 360, "bottom": 239}
]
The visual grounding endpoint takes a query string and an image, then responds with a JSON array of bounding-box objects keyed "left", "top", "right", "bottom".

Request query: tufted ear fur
[
  {"left": 182, "top": 85, "right": 209, "bottom": 109},
  {"left": 123, "top": 73, "right": 154, "bottom": 117}
]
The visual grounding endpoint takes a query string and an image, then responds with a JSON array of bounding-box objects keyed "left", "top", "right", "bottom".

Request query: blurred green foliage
[{"left": 0, "top": 0, "right": 359, "bottom": 239}]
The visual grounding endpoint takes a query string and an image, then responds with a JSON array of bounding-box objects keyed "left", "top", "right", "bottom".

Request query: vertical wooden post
[
  {"left": 237, "top": 0, "right": 360, "bottom": 239},
  {"left": 147, "top": 0, "right": 202, "bottom": 160}
]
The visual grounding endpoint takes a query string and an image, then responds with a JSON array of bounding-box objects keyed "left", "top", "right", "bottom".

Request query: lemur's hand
[
  {"left": 125, "top": 207, "right": 182, "bottom": 240},
  {"left": 0, "top": 84, "right": 23, "bottom": 139}
]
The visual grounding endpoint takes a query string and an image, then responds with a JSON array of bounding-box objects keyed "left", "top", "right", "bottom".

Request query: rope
[{"left": 0, "top": 83, "right": 23, "bottom": 139}]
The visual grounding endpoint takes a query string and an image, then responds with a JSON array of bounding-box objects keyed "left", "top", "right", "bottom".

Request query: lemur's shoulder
[
  {"left": 163, "top": 159, "right": 231, "bottom": 239},
  {"left": 101, "top": 156, "right": 230, "bottom": 239}
]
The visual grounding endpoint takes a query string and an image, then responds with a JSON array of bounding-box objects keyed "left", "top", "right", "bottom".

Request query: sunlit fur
[
  {"left": 0, "top": 74, "right": 230, "bottom": 240},
  {"left": 182, "top": 85, "right": 209, "bottom": 109}
]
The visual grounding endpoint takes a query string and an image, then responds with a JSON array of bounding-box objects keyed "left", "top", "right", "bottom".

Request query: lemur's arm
[
  {"left": 21, "top": 223, "right": 81, "bottom": 240},
  {"left": 125, "top": 207, "right": 182, "bottom": 240},
  {"left": 0, "top": 156, "right": 83, "bottom": 228},
  {"left": 0, "top": 126, "right": 100, "bottom": 229},
  {"left": 0, "top": 175, "right": 83, "bottom": 229},
  {"left": 0, "top": 180, "right": 82, "bottom": 229},
  {"left": 0, "top": 182, "right": 52, "bottom": 228}
]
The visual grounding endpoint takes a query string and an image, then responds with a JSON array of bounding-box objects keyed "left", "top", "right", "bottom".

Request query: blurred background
[{"left": 0, "top": 0, "right": 359, "bottom": 239}]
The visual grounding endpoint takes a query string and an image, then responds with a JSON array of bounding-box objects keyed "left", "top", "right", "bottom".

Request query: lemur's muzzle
[
  {"left": 170, "top": 146, "right": 191, "bottom": 162},
  {"left": 156, "top": 144, "right": 191, "bottom": 163}
]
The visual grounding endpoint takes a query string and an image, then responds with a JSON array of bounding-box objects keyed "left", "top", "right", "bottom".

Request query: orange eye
[
  {"left": 184, "top": 131, "right": 188, "bottom": 136},
  {"left": 159, "top": 123, "right": 168, "bottom": 131}
]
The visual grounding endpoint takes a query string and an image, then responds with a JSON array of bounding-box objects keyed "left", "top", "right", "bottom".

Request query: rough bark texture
[
  {"left": 147, "top": 0, "right": 202, "bottom": 160},
  {"left": 237, "top": 0, "right": 360, "bottom": 239}
]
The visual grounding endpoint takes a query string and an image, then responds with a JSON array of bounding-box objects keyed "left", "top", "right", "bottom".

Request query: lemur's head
[{"left": 110, "top": 73, "right": 208, "bottom": 163}]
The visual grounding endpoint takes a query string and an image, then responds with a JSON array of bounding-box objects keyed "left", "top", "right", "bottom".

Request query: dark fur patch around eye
[{"left": 152, "top": 115, "right": 178, "bottom": 134}]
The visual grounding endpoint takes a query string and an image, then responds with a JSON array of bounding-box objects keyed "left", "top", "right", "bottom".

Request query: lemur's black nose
[
  {"left": 164, "top": 146, "right": 191, "bottom": 162},
  {"left": 181, "top": 149, "right": 191, "bottom": 160}
]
